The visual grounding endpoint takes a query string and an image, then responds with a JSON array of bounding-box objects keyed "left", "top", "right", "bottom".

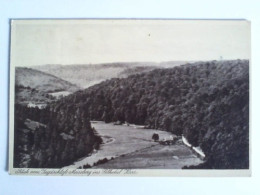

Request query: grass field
[{"left": 65, "top": 121, "right": 203, "bottom": 169}]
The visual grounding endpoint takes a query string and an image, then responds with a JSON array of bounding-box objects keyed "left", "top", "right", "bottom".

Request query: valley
[
  {"left": 65, "top": 121, "right": 203, "bottom": 169},
  {"left": 13, "top": 60, "right": 249, "bottom": 169}
]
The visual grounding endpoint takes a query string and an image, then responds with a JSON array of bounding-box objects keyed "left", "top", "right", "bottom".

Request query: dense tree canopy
[{"left": 14, "top": 104, "right": 102, "bottom": 168}]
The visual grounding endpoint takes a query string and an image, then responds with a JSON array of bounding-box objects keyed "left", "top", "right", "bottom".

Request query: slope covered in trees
[
  {"left": 14, "top": 104, "right": 102, "bottom": 168},
  {"left": 52, "top": 60, "right": 249, "bottom": 169}
]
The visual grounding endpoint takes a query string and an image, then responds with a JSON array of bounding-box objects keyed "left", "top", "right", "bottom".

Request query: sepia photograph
[{"left": 9, "top": 19, "right": 250, "bottom": 176}]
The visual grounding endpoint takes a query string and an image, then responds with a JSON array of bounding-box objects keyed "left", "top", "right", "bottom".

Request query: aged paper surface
[{"left": 9, "top": 19, "right": 250, "bottom": 176}]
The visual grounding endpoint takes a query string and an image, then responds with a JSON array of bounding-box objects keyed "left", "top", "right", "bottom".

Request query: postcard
[{"left": 9, "top": 19, "right": 250, "bottom": 176}]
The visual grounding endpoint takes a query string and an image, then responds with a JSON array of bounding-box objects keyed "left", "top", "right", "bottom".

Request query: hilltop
[
  {"left": 15, "top": 67, "right": 80, "bottom": 105},
  {"left": 16, "top": 67, "right": 80, "bottom": 92}
]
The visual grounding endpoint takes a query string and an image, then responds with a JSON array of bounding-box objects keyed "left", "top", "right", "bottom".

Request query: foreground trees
[{"left": 14, "top": 104, "right": 102, "bottom": 168}]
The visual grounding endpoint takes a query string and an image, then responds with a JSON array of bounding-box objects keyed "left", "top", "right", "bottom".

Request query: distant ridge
[
  {"left": 15, "top": 67, "right": 80, "bottom": 93},
  {"left": 32, "top": 61, "right": 191, "bottom": 88}
]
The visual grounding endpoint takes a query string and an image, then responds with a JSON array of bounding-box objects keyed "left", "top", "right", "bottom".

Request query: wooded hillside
[
  {"left": 52, "top": 60, "right": 249, "bottom": 169},
  {"left": 14, "top": 104, "right": 102, "bottom": 168}
]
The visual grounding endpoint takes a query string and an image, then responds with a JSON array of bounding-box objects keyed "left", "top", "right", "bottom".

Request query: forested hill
[
  {"left": 52, "top": 59, "right": 249, "bottom": 169},
  {"left": 15, "top": 67, "right": 81, "bottom": 105},
  {"left": 14, "top": 104, "right": 102, "bottom": 168},
  {"left": 16, "top": 67, "right": 80, "bottom": 93}
]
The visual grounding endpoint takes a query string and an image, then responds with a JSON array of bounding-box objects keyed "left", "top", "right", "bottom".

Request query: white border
[
  {"left": 8, "top": 19, "right": 251, "bottom": 177},
  {"left": 1, "top": 0, "right": 260, "bottom": 195}
]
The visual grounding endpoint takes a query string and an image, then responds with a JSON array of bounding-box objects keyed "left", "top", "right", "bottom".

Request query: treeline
[
  {"left": 52, "top": 60, "right": 249, "bottom": 169},
  {"left": 14, "top": 104, "right": 102, "bottom": 168}
]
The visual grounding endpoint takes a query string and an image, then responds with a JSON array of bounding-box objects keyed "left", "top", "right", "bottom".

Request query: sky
[{"left": 11, "top": 19, "right": 250, "bottom": 67}]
